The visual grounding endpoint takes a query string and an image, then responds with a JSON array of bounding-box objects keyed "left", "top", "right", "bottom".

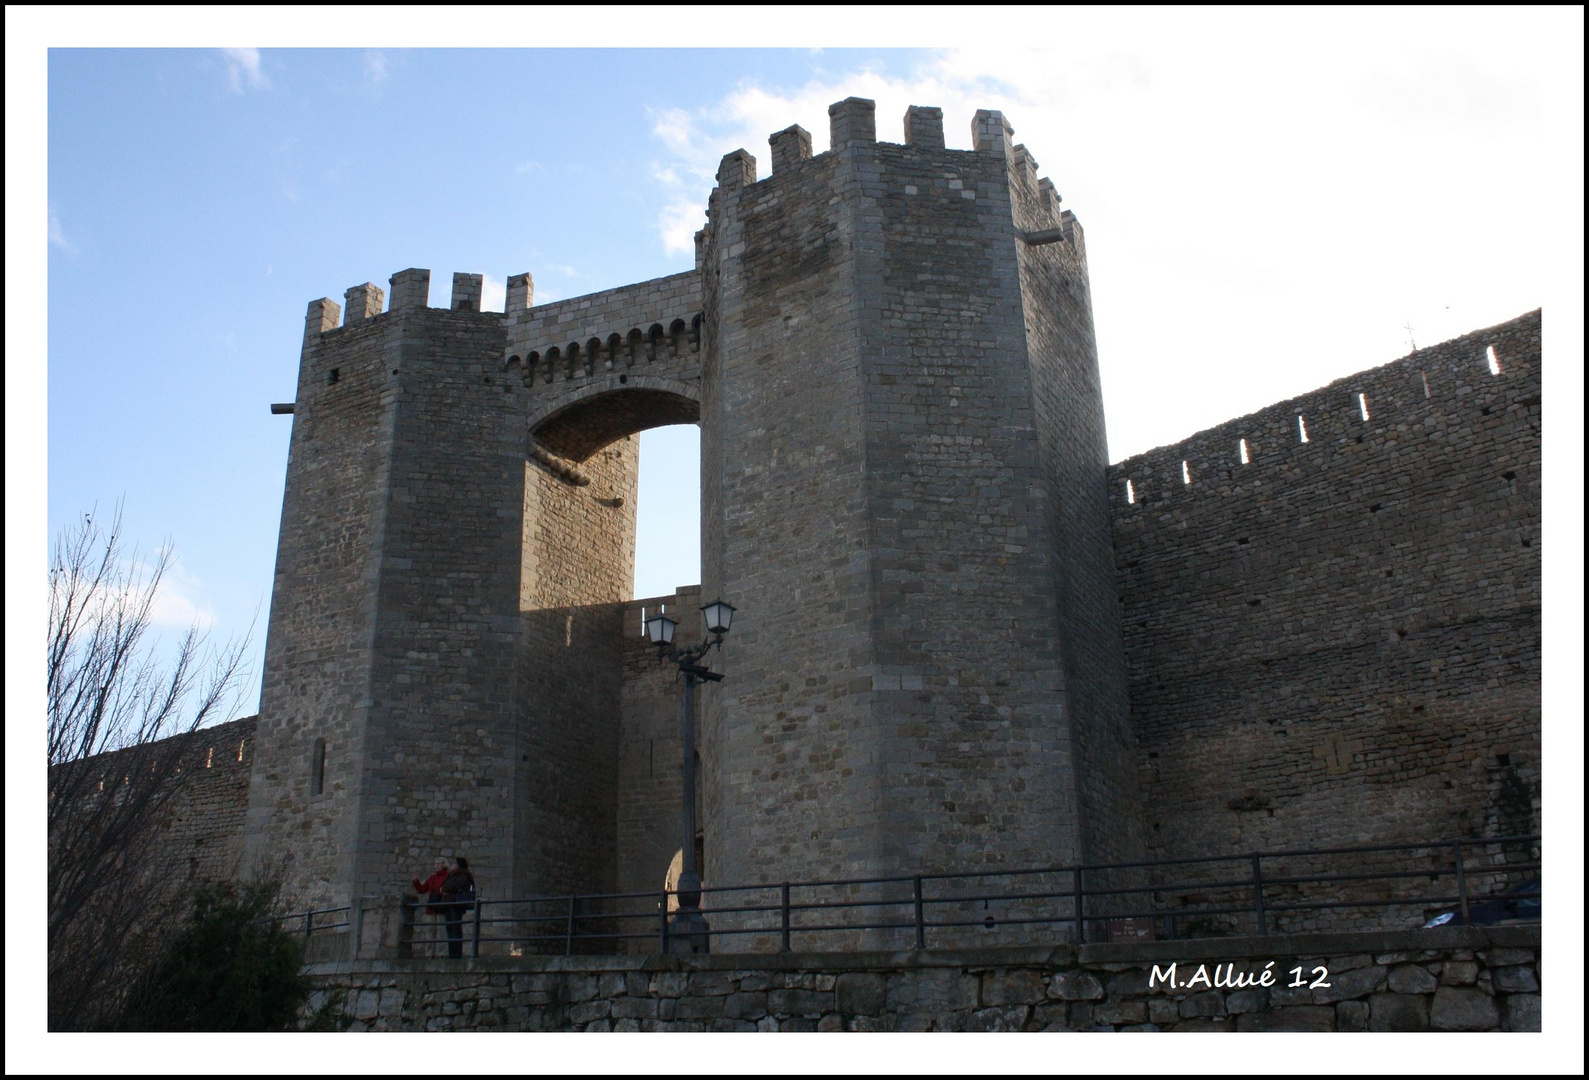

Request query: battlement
[
  {"left": 1109, "top": 310, "right": 1542, "bottom": 513},
  {"left": 702, "top": 99, "right": 1074, "bottom": 255}
]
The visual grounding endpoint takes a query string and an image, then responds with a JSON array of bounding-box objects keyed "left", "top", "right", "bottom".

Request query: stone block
[
  {"left": 982, "top": 970, "right": 1044, "bottom": 1006},
  {"left": 768, "top": 988, "right": 832, "bottom": 1016},
  {"left": 673, "top": 996, "right": 725, "bottom": 1021},
  {"left": 1047, "top": 971, "right": 1105, "bottom": 1001},
  {"left": 1430, "top": 987, "right": 1499, "bottom": 1031},
  {"left": 1491, "top": 965, "right": 1538, "bottom": 993},
  {"left": 1440, "top": 961, "right": 1479, "bottom": 986},
  {"left": 817, "top": 1014, "right": 844, "bottom": 1032},
  {"left": 1147, "top": 998, "right": 1180, "bottom": 1025},
  {"left": 965, "top": 1005, "right": 1030, "bottom": 1032},
  {"left": 1313, "top": 964, "right": 1386, "bottom": 1004},
  {"left": 1336, "top": 1000, "right": 1368, "bottom": 1032},
  {"left": 1502, "top": 993, "right": 1541, "bottom": 1032},
  {"left": 1387, "top": 964, "right": 1438, "bottom": 995},
  {"left": 353, "top": 989, "right": 380, "bottom": 1020},
  {"left": 1224, "top": 988, "right": 1268, "bottom": 1015},
  {"left": 1178, "top": 991, "right": 1226, "bottom": 1018},
  {"left": 1105, "top": 968, "right": 1152, "bottom": 997},
  {"left": 1482, "top": 947, "right": 1536, "bottom": 966},
  {"left": 611, "top": 997, "right": 660, "bottom": 1020},
  {"left": 888, "top": 970, "right": 978, "bottom": 1010},
  {"left": 377, "top": 988, "right": 405, "bottom": 1017},
  {"left": 724, "top": 991, "right": 768, "bottom": 1020},
  {"left": 567, "top": 1000, "right": 610, "bottom": 1025},
  {"left": 836, "top": 973, "right": 885, "bottom": 1015},
  {"left": 613, "top": 1018, "right": 640, "bottom": 1033},
  {"left": 598, "top": 972, "right": 627, "bottom": 998},
  {"left": 1093, "top": 1000, "right": 1148, "bottom": 1025}
]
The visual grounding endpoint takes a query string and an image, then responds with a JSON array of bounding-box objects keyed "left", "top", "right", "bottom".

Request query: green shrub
[{"left": 119, "top": 879, "right": 314, "bottom": 1031}]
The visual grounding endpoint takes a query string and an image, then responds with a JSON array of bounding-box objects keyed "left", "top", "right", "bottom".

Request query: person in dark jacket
[
  {"left": 412, "top": 858, "right": 449, "bottom": 956},
  {"left": 438, "top": 856, "right": 476, "bottom": 959}
]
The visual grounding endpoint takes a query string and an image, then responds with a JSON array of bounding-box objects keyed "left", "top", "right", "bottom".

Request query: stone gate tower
[{"left": 243, "top": 100, "right": 1144, "bottom": 931}]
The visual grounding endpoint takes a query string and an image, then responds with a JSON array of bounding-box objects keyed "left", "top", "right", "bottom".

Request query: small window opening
[
  {"left": 1181, "top": 460, "right": 1192, "bottom": 486},
  {"left": 1125, "top": 479, "right": 1136, "bottom": 504},
  {"left": 238, "top": 739, "right": 246, "bottom": 762},
  {"left": 1496, "top": 752, "right": 1511, "bottom": 767},
  {"left": 1420, "top": 371, "right": 1431, "bottom": 399},
  {"left": 1358, "top": 393, "right": 1371, "bottom": 422},
  {"left": 311, "top": 737, "right": 327, "bottom": 796},
  {"left": 1238, "top": 438, "right": 1250, "bottom": 465},
  {"left": 565, "top": 613, "right": 573, "bottom": 647},
  {"left": 205, "top": 747, "right": 213, "bottom": 769},
  {"left": 327, "top": 367, "right": 340, "bottom": 385},
  {"left": 1486, "top": 345, "right": 1502, "bottom": 375},
  {"left": 639, "top": 605, "right": 647, "bottom": 636},
  {"left": 1297, "top": 415, "right": 1309, "bottom": 443}
]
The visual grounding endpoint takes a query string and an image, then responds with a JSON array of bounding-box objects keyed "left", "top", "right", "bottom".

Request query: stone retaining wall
[{"left": 304, "top": 925, "right": 1539, "bottom": 1032}]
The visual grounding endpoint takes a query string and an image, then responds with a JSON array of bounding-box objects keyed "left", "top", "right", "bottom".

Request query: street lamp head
[
  {"left": 701, "top": 599, "right": 736, "bottom": 637},
  {"left": 645, "top": 610, "right": 678, "bottom": 647}
]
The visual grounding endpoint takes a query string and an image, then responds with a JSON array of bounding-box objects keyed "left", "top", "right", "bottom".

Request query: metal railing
[{"left": 362, "top": 834, "right": 1540, "bottom": 958}]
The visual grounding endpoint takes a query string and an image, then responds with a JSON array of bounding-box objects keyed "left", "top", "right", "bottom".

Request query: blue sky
[
  {"left": 26, "top": 24, "right": 1582, "bottom": 725},
  {"left": 9, "top": 9, "right": 1584, "bottom": 1074}
]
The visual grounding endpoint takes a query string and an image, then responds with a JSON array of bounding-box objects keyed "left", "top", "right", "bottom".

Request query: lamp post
[{"left": 645, "top": 599, "right": 735, "bottom": 954}]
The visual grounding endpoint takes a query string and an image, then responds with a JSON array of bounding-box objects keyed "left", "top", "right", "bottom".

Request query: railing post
[
  {"left": 780, "top": 883, "right": 792, "bottom": 953},
  {"left": 472, "top": 895, "right": 483, "bottom": 958},
  {"left": 565, "top": 895, "right": 578, "bottom": 956},
  {"left": 1073, "top": 868, "right": 1085, "bottom": 945},
  {"left": 305, "top": 907, "right": 314, "bottom": 946},
  {"left": 1251, "top": 855, "right": 1267, "bottom": 935},
  {"left": 912, "top": 876, "right": 926, "bottom": 950},
  {"left": 1453, "top": 841, "right": 1470, "bottom": 925},
  {"left": 352, "top": 898, "right": 365, "bottom": 961},
  {"left": 660, "top": 893, "right": 671, "bottom": 953}
]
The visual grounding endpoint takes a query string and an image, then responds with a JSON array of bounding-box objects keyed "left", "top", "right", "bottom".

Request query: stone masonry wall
[
  {"left": 699, "top": 102, "right": 1092, "bottom": 947},
  {"left": 244, "top": 298, "right": 397, "bottom": 909},
  {"left": 1004, "top": 123, "right": 1146, "bottom": 872},
  {"left": 305, "top": 925, "right": 1540, "bottom": 1032},
  {"left": 1109, "top": 311, "right": 1542, "bottom": 932},
  {"left": 156, "top": 716, "right": 259, "bottom": 885}
]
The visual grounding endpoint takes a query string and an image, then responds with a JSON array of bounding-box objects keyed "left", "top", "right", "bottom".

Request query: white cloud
[
  {"left": 479, "top": 273, "right": 506, "bottom": 314},
  {"left": 516, "top": 160, "right": 544, "bottom": 174},
  {"left": 220, "top": 47, "right": 270, "bottom": 94},
  {"left": 363, "top": 49, "right": 388, "bottom": 86},
  {"left": 48, "top": 202, "right": 77, "bottom": 252},
  {"left": 100, "top": 555, "right": 216, "bottom": 634},
  {"left": 658, "top": 199, "right": 704, "bottom": 259}
]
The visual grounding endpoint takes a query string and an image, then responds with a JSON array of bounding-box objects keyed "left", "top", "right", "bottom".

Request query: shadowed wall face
[{"left": 1111, "top": 310, "right": 1542, "bottom": 921}]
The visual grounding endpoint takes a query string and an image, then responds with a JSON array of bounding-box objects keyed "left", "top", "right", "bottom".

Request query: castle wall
[
  {"left": 513, "top": 438, "right": 637, "bottom": 901},
  {"left": 244, "top": 299, "right": 397, "bottom": 907},
  {"left": 1110, "top": 310, "right": 1541, "bottom": 928},
  {"left": 699, "top": 104, "right": 1093, "bottom": 945},
  {"left": 1004, "top": 130, "right": 1146, "bottom": 869},
  {"left": 616, "top": 590, "right": 701, "bottom": 934},
  {"left": 158, "top": 716, "right": 259, "bottom": 885}
]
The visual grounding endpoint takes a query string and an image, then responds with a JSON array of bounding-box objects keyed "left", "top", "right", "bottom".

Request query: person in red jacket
[{"left": 412, "top": 857, "right": 449, "bottom": 956}]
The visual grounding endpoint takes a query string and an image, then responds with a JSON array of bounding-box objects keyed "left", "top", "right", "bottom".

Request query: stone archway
[{"left": 527, "top": 376, "right": 700, "bottom": 462}]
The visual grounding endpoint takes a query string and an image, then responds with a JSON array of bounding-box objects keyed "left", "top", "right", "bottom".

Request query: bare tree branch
[{"left": 47, "top": 503, "right": 253, "bottom": 1030}]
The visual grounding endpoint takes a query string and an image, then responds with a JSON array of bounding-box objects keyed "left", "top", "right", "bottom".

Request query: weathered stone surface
[
  {"left": 611, "top": 997, "right": 660, "bottom": 1020},
  {"left": 888, "top": 971, "right": 978, "bottom": 1010},
  {"left": 1440, "top": 961, "right": 1479, "bottom": 986},
  {"left": 1313, "top": 964, "right": 1386, "bottom": 1004},
  {"left": 672, "top": 996, "right": 724, "bottom": 1020},
  {"left": 1173, "top": 1017, "right": 1235, "bottom": 1032},
  {"left": 1335, "top": 1000, "right": 1368, "bottom": 1032},
  {"left": 1224, "top": 989, "right": 1268, "bottom": 1015},
  {"left": 1147, "top": 998, "right": 1180, "bottom": 1026},
  {"left": 1430, "top": 988, "right": 1499, "bottom": 1031},
  {"left": 965, "top": 1005, "right": 1031, "bottom": 1032},
  {"left": 836, "top": 973, "right": 886, "bottom": 1015},
  {"left": 817, "top": 1013, "right": 844, "bottom": 1032},
  {"left": 1491, "top": 965, "right": 1538, "bottom": 993},
  {"left": 1093, "top": 1001, "right": 1148, "bottom": 1025},
  {"left": 723, "top": 992, "right": 768, "bottom": 1020},
  {"left": 1048, "top": 971, "right": 1105, "bottom": 1001},
  {"left": 1502, "top": 994, "right": 1541, "bottom": 1032},
  {"left": 768, "top": 988, "right": 833, "bottom": 1016},
  {"left": 353, "top": 989, "right": 380, "bottom": 1020},
  {"left": 1178, "top": 991, "right": 1226, "bottom": 1018},
  {"left": 1387, "top": 964, "right": 1438, "bottom": 995},
  {"left": 1483, "top": 948, "right": 1536, "bottom": 967},
  {"left": 377, "top": 988, "right": 405, "bottom": 1017},
  {"left": 1105, "top": 969, "right": 1152, "bottom": 997},
  {"left": 982, "top": 970, "right": 1044, "bottom": 1006}
]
